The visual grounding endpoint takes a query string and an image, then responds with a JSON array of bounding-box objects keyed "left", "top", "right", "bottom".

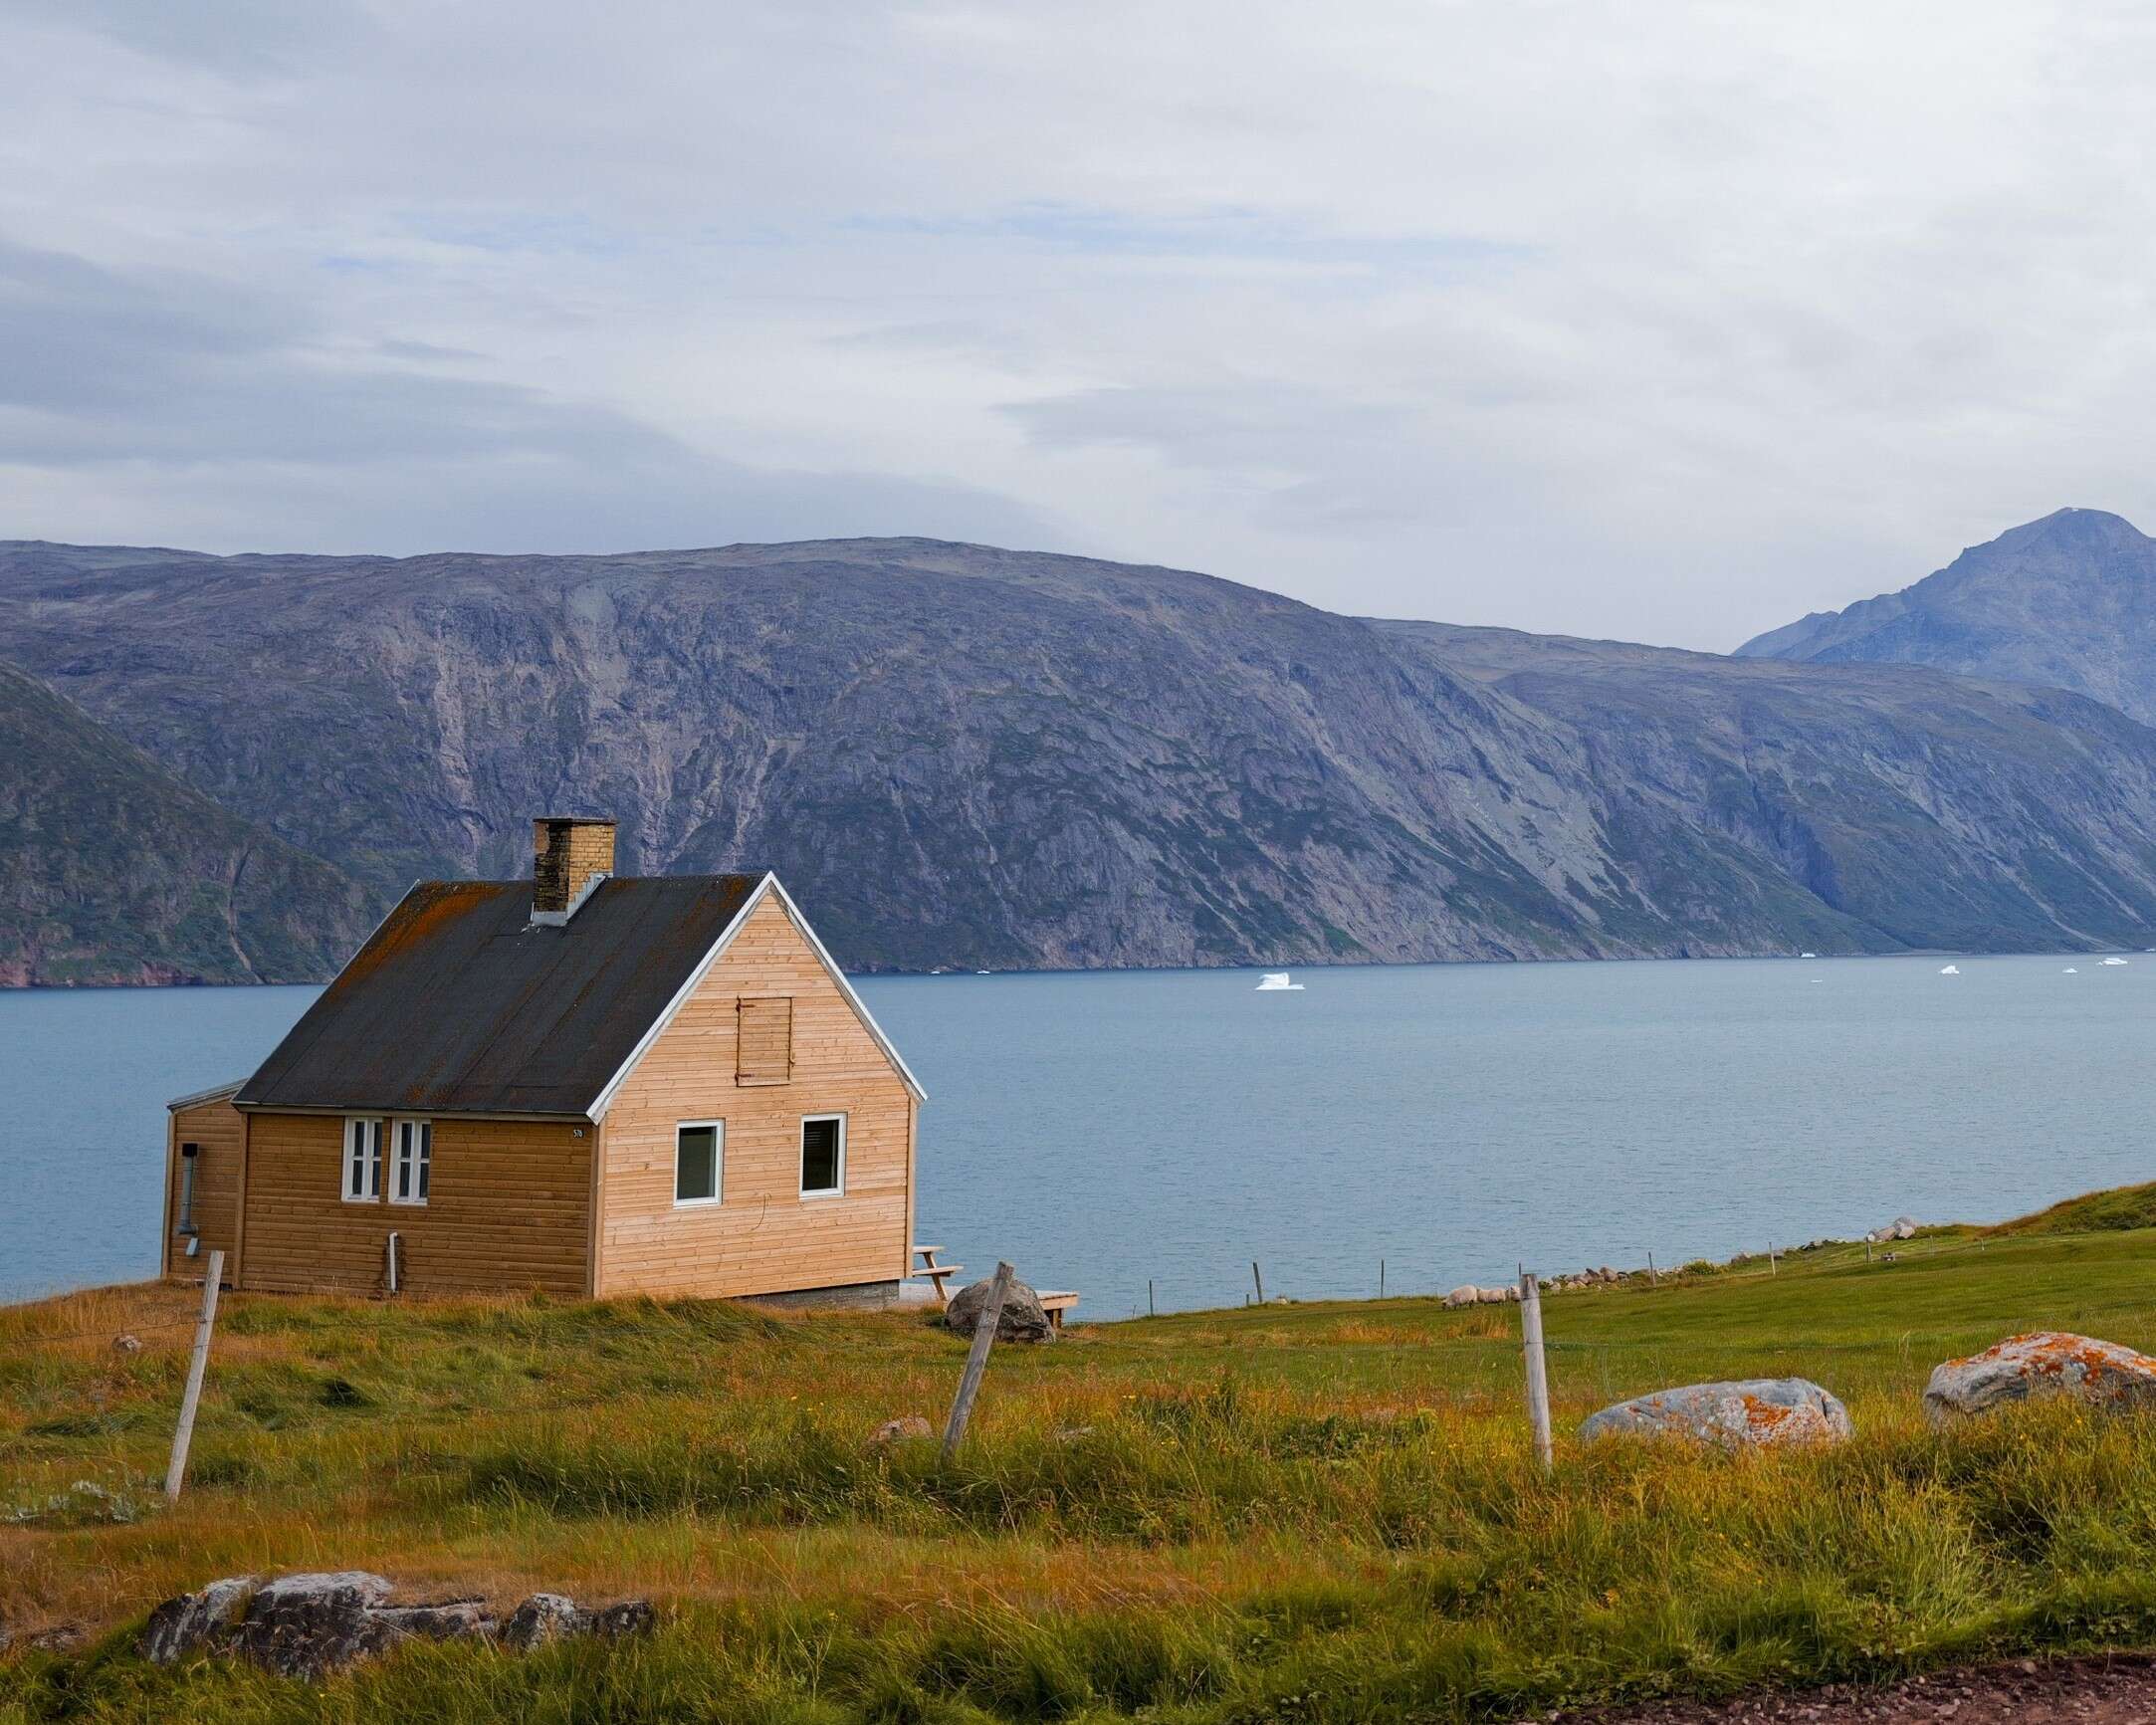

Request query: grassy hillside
[{"left": 9, "top": 1218, "right": 2156, "bottom": 1721}]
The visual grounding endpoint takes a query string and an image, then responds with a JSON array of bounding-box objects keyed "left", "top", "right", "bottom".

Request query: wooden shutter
[{"left": 737, "top": 996, "right": 793, "bottom": 1086}]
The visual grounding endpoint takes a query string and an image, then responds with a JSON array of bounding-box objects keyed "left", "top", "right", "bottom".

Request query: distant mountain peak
[{"left": 1737, "top": 508, "right": 2156, "bottom": 722}]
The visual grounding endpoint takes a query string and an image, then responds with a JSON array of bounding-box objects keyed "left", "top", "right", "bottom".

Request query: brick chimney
[{"left": 533, "top": 816, "right": 615, "bottom": 922}]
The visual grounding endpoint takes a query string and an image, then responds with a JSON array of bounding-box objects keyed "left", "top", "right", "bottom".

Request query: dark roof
[{"left": 236, "top": 874, "right": 762, "bottom": 1116}]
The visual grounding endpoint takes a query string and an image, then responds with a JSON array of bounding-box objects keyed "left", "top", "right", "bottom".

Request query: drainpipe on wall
[{"left": 386, "top": 1231, "right": 401, "bottom": 1296}]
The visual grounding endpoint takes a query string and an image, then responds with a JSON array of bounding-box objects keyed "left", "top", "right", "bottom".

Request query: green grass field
[{"left": 9, "top": 1190, "right": 2156, "bottom": 1722}]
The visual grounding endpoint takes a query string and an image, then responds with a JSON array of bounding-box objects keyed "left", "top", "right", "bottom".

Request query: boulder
[
  {"left": 868, "top": 1414, "right": 933, "bottom": 1446},
  {"left": 136, "top": 1573, "right": 657, "bottom": 1677},
  {"left": 1579, "top": 1379, "right": 1852, "bottom": 1447},
  {"left": 1923, "top": 1332, "right": 2156, "bottom": 1424},
  {"left": 138, "top": 1574, "right": 255, "bottom": 1664},
  {"left": 944, "top": 1277, "right": 1053, "bottom": 1343},
  {"left": 592, "top": 1601, "right": 656, "bottom": 1639},
  {"left": 228, "top": 1572, "right": 403, "bottom": 1679},
  {"left": 499, "top": 1593, "right": 582, "bottom": 1650}
]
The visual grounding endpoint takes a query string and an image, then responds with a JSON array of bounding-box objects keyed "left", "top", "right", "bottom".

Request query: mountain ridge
[
  {"left": 9, "top": 523, "right": 2156, "bottom": 984},
  {"left": 1736, "top": 508, "right": 2156, "bottom": 724}
]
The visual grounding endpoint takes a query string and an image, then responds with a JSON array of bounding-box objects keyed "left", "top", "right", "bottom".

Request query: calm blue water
[{"left": 6, "top": 954, "right": 2152, "bottom": 1313}]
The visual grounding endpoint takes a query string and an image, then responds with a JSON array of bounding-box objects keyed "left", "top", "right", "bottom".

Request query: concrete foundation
[{"left": 738, "top": 1279, "right": 903, "bottom": 1314}]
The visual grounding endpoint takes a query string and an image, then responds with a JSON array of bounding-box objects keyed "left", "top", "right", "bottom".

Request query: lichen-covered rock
[
  {"left": 228, "top": 1572, "right": 401, "bottom": 1679},
  {"left": 591, "top": 1601, "right": 656, "bottom": 1639},
  {"left": 1924, "top": 1332, "right": 2156, "bottom": 1424},
  {"left": 1579, "top": 1379, "right": 1852, "bottom": 1447},
  {"left": 137, "top": 1575, "right": 650, "bottom": 1677},
  {"left": 944, "top": 1277, "right": 1053, "bottom": 1343},
  {"left": 500, "top": 1593, "right": 584, "bottom": 1650},
  {"left": 373, "top": 1600, "right": 492, "bottom": 1641},
  {"left": 138, "top": 1575, "right": 256, "bottom": 1664},
  {"left": 868, "top": 1415, "right": 933, "bottom": 1446}
]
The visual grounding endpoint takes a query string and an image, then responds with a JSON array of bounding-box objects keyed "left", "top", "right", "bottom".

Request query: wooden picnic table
[
  {"left": 913, "top": 1245, "right": 1078, "bottom": 1327},
  {"left": 912, "top": 1244, "right": 964, "bottom": 1305}
]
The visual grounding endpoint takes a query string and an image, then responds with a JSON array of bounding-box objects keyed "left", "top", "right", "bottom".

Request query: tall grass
[{"left": 11, "top": 1224, "right": 2156, "bottom": 1719}]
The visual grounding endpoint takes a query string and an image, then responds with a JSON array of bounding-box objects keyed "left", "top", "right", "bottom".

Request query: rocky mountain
[
  {"left": 7, "top": 530, "right": 2156, "bottom": 984},
  {"left": 1737, "top": 509, "right": 2156, "bottom": 724},
  {"left": 0, "top": 660, "right": 375, "bottom": 985},
  {"left": 1380, "top": 623, "right": 2156, "bottom": 956}
]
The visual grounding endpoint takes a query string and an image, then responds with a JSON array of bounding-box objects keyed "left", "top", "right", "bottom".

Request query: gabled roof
[
  {"left": 235, "top": 871, "right": 925, "bottom": 1117},
  {"left": 237, "top": 874, "right": 760, "bottom": 1116}
]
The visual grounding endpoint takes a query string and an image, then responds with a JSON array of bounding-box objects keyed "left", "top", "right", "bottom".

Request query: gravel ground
[{"left": 1565, "top": 1654, "right": 2156, "bottom": 1722}]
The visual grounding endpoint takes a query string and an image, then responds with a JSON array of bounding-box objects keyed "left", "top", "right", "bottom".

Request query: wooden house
[{"left": 161, "top": 818, "right": 926, "bottom": 1305}]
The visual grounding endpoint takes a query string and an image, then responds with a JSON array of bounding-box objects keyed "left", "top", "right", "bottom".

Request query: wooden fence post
[
  {"left": 164, "top": 1249, "right": 225, "bottom": 1504},
  {"left": 942, "top": 1260, "right": 1013, "bottom": 1464},
  {"left": 1379, "top": 1258, "right": 1386, "bottom": 1299},
  {"left": 1646, "top": 1250, "right": 1658, "bottom": 1288},
  {"left": 1520, "top": 1271, "right": 1553, "bottom": 1473},
  {"left": 1252, "top": 1261, "right": 1264, "bottom": 1304},
  {"left": 1148, "top": 1278, "right": 1156, "bottom": 1317}
]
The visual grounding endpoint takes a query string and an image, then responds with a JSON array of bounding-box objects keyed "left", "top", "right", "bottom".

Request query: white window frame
[
  {"left": 389, "top": 1117, "right": 432, "bottom": 1206},
  {"left": 342, "top": 1116, "right": 384, "bottom": 1203},
  {"left": 674, "top": 1120, "right": 725, "bottom": 1208},
  {"left": 799, "top": 1113, "right": 846, "bottom": 1198}
]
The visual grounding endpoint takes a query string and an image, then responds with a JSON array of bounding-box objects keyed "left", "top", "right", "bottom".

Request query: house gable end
[{"left": 587, "top": 873, "right": 923, "bottom": 1120}]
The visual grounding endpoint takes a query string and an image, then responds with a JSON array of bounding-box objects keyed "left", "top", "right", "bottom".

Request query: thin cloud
[{"left": 2, "top": 2, "right": 2153, "bottom": 645}]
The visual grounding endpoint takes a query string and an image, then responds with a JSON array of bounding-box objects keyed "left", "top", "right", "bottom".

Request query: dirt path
[{"left": 1568, "top": 1654, "right": 2156, "bottom": 1722}]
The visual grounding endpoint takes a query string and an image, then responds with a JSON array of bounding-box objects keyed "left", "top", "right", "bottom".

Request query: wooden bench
[
  {"left": 911, "top": 1244, "right": 965, "bottom": 1306},
  {"left": 1037, "top": 1291, "right": 1079, "bottom": 1331}
]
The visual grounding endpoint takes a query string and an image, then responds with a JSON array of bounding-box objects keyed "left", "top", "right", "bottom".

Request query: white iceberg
[
  {"left": 2103, "top": 957, "right": 2129, "bottom": 967},
  {"left": 1939, "top": 964, "right": 1960, "bottom": 975},
  {"left": 2064, "top": 967, "right": 2078, "bottom": 973},
  {"left": 1254, "top": 972, "right": 1305, "bottom": 991},
  {"left": 1800, "top": 952, "right": 1818, "bottom": 959}
]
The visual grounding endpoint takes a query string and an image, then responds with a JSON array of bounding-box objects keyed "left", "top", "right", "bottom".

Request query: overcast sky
[{"left": 5, "top": 2, "right": 2153, "bottom": 648}]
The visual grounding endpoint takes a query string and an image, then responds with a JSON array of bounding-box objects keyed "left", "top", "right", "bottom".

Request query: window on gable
[
  {"left": 676, "top": 1121, "right": 723, "bottom": 1205},
  {"left": 737, "top": 996, "right": 792, "bottom": 1086},
  {"left": 800, "top": 1114, "right": 845, "bottom": 1197},
  {"left": 343, "top": 1117, "right": 383, "bottom": 1202},
  {"left": 390, "top": 1119, "right": 432, "bottom": 1205}
]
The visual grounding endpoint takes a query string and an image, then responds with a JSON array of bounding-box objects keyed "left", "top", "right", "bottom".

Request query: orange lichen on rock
[
  {"left": 1579, "top": 1379, "right": 1852, "bottom": 1448},
  {"left": 1924, "top": 1331, "right": 2156, "bottom": 1424}
]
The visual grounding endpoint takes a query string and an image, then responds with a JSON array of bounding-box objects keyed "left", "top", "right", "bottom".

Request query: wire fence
[{"left": 11, "top": 1221, "right": 2155, "bottom": 1513}]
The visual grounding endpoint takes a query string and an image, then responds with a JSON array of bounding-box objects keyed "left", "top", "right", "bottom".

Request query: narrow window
[
  {"left": 343, "top": 1117, "right": 383, "bottom": 1202},
  {"left": 737, "top": 996, "right": 793, "bottom": 1085},
  {"left": 800, "top": 1114, "right": 845, "bottom": 1197},
  {"left": 675, "top": 1121, "right": 723, "bottom": 1206},
  {"left": 391, "top": 1119, "right": 432, "bottom": 1205}
]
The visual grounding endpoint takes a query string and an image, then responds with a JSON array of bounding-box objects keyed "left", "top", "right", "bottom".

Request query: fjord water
[{"left": 5, "top": 953, "right": 2151, "bottom": 1311}]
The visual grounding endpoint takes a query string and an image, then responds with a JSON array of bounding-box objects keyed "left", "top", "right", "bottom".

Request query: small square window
[
  {"left": 800, "top": 1115, "right": 845, "bottom": 1197},
  {"left": 676, "top": 1122, "right": 723, "bottom": 1205}
]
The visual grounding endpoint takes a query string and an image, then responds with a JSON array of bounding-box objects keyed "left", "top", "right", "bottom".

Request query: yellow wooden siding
[
  {"left": 596, "top": 892, "right": 915, "bottom": 1298},
  {"left": 162, "top": 1098, "right": 244, "bottom": 1279},
  {"left": 736, "top": 995, "right": 793, "bottom": 1085},
  {"left": 238, "top": 1112, "right": 592, "bottom": 1297}
]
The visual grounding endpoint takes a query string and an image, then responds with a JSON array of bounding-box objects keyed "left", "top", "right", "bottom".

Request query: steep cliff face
[
  {"left": 1737, "top": 509, "right": 2156, "bottom": 725},
  {"left": 1381, "top": 623, "right": 2156, "bottom": 955},
  {"left": 6, "top": 531, "right": 2156, "bottom": 982},
  {"left": 0, "top": 662, "right": 375, "bottom": 985}
]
